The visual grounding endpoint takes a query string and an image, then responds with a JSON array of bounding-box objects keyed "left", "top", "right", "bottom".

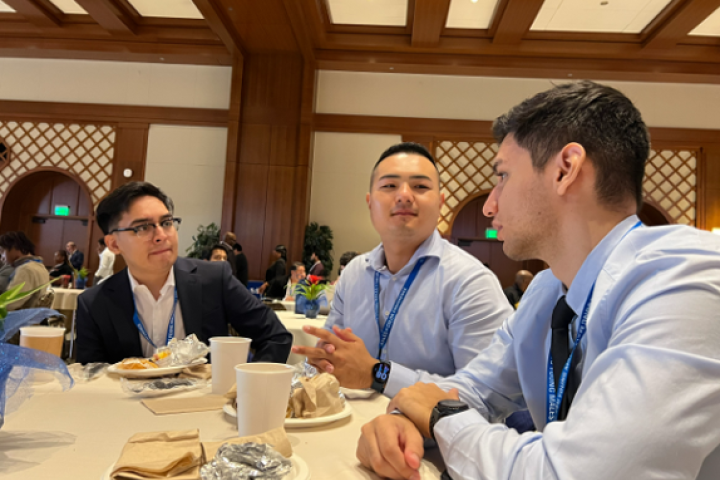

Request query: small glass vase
[{"left": 304, "top": 299, "right": 319, "bottom": 319}]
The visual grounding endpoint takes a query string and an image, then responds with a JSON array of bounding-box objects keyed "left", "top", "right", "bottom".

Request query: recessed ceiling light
[{"left": 471, "top": 0, "right": 478, "bottom": 3}]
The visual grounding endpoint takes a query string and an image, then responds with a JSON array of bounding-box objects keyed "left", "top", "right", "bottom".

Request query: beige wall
[
  {"left": 316, "top": 70, "right": 720, "bottom": 129},
  {"left": 0, "top": 58, "right": 232, "bottom": 109},
  {"left": 309, "top": 132, "right": 402, "bottom": 274},
  {"left": 144, "top": 125, "right": 228, "bottom": 254}
]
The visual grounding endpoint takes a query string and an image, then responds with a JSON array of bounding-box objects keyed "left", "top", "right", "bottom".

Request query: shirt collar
[
  {"left": 565, "top": 214, "right": 641, "bottom": 314},
  {"left": 128, "top": 266, "right": 176, "bottom": 296},
  {"left": 366, "top": 229, "right": 444, "bottom": 276}
]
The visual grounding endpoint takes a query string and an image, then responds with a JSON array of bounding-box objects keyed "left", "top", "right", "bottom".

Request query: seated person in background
[
  {"left": 307, "top": 251, "right": 326, "bottom": 278},
  {"left": 258, "top": 245, "right": 287, "bottom": 295},
  {"left": 76, "top": 181, "right": 293, "bottom": 365},
  {"left": 266, "top": 262, "right": 305, "bottom": 300},
  {"left": 332, "top": 251, "right": 358, "bottom": 285},
  {"left": 206, "top": 243, "right": 231, "bottom": 264},
  {"left": 0, "top": 258, "right": 12, "bottom": 293},
  {"left": 94, "top": 238, "right": 116, "bottom": 284},
  {"left": 0, "top": 232, "right": 50, "bottom": 310},
  {"left": 293, "top": 142, "right": 512, "bottom": 398},
  {"left": 49, "top": 249, "right": 75, "bottom": 283},
  {"left": 357, "top": 81, "right": 720, "bottom": 480},
  {"left": 233, "top": 243, "right": 249, "bottom": 287},
  {"left": 219, "top": 233, "right": 237, "bottom": 276},
  {"left": 503, "top": 269, "right": 534, "bottom": 309}
]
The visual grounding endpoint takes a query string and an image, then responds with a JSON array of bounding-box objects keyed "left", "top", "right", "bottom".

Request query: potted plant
[
  {"left": 303, "top": 223, "right": 334, "bottom": 277},
  {"left": 294, "top": 275, "right": 327, "bottom": 319},
  {"left": 186, "top": 223, "right": 220, "bottom": 259},
  {"left": 74, "top": 267, "right": 89, "bottom": 289}
]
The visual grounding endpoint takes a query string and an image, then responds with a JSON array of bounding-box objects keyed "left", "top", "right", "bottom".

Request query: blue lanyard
[
  {"left": 374, "top": 257, "right": 427, "bottom": 360},
  {"left": 546, "top": 220, "right": 642, "bottom": 424},
  {"left": 132, "top": 288, "right": 178, "bottom": 349}
]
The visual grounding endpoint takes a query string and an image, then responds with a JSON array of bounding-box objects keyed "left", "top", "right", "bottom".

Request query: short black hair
[
  {"left": 96, "top": 181, "right": 174, "bottom": 235},
  {"left": 206, "top": 243, "right": 230, "bottom": 259},
  {"left": 370, "top": 142, "right": 438, "bottom": 188},
  {"left": 0, "top": 231, "right": 35, "bottom": 255},
  {"left": 493, "top": 80, "right": 649, "bottom": 209},
  {"left": 233, "top": 243, "right": 242, "bottom": 252},
  {"left": 339, "top": 251, "right": 358, "bottom": 267},
  {"left": 275, "top": 245, "right": 287, "bottom": 262},
  {"left": 290, "top": 261, "right": 304, "bottom": 272}
]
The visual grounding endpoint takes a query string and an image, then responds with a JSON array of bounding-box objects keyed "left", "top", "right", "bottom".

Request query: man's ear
[
  {"left": 552, "top": 143, "right": 587, "bottom": 197},
  {"left": 105, "top": 234, "right": 122, "bottom": 255}
]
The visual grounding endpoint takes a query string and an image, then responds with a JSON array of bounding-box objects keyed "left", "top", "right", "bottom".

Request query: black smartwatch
[
  {"left": 429, "top": 399, "right": 469, "bottom": 441},
  {"left": 371, "top": 361, "right": 391, "bottom": 393}
]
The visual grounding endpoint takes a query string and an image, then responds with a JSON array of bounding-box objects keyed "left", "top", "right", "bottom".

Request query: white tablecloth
[
  {"left": 51, "top": 288, "right": 84, "bottom": 311},
  {"left": 275, "top": 310, "right": 328, "bottom": 365},
  {"left": 1, "top": 375, "right": 443, "bottom": 479}
]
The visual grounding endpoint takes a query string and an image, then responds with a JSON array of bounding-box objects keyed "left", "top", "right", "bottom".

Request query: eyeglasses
[{"left": 110, "top": 217, "right": 182, "bottom": 237}]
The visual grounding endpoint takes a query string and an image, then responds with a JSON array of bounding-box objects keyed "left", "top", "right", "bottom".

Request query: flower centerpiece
[
  {"left": 74, "top": 267, "right": 89, "bottom": 289},
  {"left": 294, "top": 275, "right": 327, "bottom": 319}
]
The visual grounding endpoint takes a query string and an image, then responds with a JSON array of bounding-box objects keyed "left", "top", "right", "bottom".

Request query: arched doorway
[
  {"left": 0, "top": 170, "right": 92, "bottom": 268},
  {"left": 450, "top": 193, "right": 546, "bottom": 289}
]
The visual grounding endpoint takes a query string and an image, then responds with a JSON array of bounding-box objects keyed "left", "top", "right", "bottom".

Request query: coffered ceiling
[{"left": 0, "top": 0, "right": 719, "bottom": 83}]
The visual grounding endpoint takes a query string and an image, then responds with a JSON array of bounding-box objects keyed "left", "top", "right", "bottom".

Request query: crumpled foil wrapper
[
  {"left": 120, "top": 377, "right": 206, "bottom": 397},
  {"left": 200, "top": 443, "right": 292, "bottom": 480},
  {"left": 79, "top": 363, "right": 109, "bottom": 381},
  {"left": 154, "top": 334, "right": 210, "bottom": 367}
]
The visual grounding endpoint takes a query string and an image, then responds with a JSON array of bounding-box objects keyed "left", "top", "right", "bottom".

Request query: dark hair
[
  {"left": 96, "top": 181, "right": 174, "bottom": 235},
  {"left": 492, "top": 80, "right": 649, "bottom": 209},
  {"left": 206, "top": 243, "right": 230, "bottom": 260},
  {"left": 56, "top": 249, "right": 71, "bottom": 266},
  {"left": 233, "top": 243, "right": 242, "bottom": 252},
  {"left": 274, "top": 245, "right": 287, "bottom": 262},
  {"left": 0, "top": 231, "right": 35, "bottom": 256},
  {"left": 98, "top": 238, "right": 106, "bottom": 248},
  {"left": 371, "top": 142, "right": 437, "bottom": 188},
  {"left": 290, "top": 261, "right": 304, "bottom": 272},
  {"left": 339, "top": 251, "right": 358, "bottom": 267}
]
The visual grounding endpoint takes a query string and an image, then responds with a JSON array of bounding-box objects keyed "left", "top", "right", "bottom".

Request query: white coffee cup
[
  {"left": 234, "top": 363, "right": 294, "bottom": 436},
  {"left": 210, "top": 337, "right": 251, "bottom": 395}
]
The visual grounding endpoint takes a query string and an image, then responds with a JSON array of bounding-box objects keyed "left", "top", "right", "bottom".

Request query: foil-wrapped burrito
[{"left": 200, "top": 443, "right": 292, "bottom": 479}]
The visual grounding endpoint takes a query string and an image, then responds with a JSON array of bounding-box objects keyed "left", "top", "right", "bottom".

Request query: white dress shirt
[
  {"left": 95, "top": 248, "right": 116, "bottom": 280},
  {"left": 128, "top": 268, "right": 185, "bottom": 358},
  {"left": 324, "top": 230, "right": 513, "bottom": 397},
  {"left": 433, "top": 215, "right": 720, "bottom": 480}
]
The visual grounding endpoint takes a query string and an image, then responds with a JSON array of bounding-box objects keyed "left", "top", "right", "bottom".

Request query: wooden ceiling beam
[
  {"left": 191, "top": 0, "right": 246, "bottom": 56},
  {"left": 74, "top": 0, "right": 136, "bottom": 36},
  {"left": 2, "top": 0, "right": 61, "bottom": 28},
  {"left": 644, "top": 0, "right": 720, "bottom": 50},
  {"left": 411, "top": 0, "right": 450, "bottom": 47},
  {"left": 282, "top": 0, "right": 316, "bottom": 62},
  {"left": 492, "top": 0, "right": 545, "bottom": 45}
]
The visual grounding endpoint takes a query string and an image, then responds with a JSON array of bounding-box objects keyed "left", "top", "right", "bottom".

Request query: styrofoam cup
[
  {"left": 210, "top": 337, "right": 251, "bottom": 395},
  {"left": 20, "top": 326, "right": 64, "bottom": 357},
  {"left": 234, "top": 363, "right": 294, "bottom": 436}
]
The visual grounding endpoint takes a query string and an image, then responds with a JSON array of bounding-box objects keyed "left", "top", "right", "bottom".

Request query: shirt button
[{"left": 384, "top": 311, "right": 390, "bottom": 316}]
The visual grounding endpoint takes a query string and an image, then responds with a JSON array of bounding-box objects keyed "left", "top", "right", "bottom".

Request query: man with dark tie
[{"left": 356, "top": 81, "right": 720, "bottom": 480}]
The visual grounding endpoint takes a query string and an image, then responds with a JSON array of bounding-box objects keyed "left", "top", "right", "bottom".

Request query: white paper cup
[
  {"left": 234, "top": 363, "right": 294, "bottom": 436},
  {"left": 210, "top": 337, "right": 252, "bottom": 395},
  {"left": 20, "top": 326, "right": 65, "bottom": 357}
]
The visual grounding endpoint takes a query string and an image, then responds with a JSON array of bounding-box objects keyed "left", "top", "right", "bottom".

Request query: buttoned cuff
[
  {"left": 383, "top": 361, "right": 417, "bottom": 398},
  {"left": 434, "top": 408, "right": 489, "bottom": 454}
]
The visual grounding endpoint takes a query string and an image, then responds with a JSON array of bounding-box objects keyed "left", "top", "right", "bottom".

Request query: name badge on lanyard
[
  {"left": 132, "top": 288, "right": 178, "bottom": 350},
  {"left": 546, "top": 220, "right": 642, "bottom": 424},
  {"left": 374, "top": 257, "right": 427, "bottom": 360}
]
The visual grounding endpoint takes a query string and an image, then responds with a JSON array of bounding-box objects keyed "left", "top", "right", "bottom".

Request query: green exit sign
[
  {"left": 54, "top": 205, "right": 70, "bottom": 216},
  {"left": 485, "top": 228, "right": 498, "bottom": 240}
]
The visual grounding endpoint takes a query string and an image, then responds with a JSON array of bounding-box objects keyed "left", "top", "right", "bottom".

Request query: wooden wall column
[{"left": 226, "top": 53, "right": 314, "bottom": 281}]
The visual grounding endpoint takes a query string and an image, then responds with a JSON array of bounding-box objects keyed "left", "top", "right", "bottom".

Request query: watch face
[{"left": 374, "top": 363, "right": 390, "bottom": 383}]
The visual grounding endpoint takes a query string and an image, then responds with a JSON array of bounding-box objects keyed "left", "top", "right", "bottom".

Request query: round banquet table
[
  {"left": 275, "top": 310, "right": 329, "bottom": 365},
  {"left": 0, "top": 374, "right": 444, "bottom": 479}
]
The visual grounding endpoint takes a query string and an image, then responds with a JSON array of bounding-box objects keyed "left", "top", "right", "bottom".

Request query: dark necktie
[{"left": 550, "top": 295, "right": 577, "bottom": 421}]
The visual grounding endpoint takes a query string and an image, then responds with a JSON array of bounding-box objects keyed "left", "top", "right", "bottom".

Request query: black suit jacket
[
  {"left": 235, "top": 252, "right": 249, "bottom": 287},
  {"left": 70, "top": 250, "right": 84, "bottom": 270},
  {"left": 76, "top": 257, "right": 292, "bottom": 364}
]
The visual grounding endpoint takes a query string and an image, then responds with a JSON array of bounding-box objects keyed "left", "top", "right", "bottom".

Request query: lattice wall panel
[
  {"left": 436, "top": 141, "right": 698, "bottom": 233},
  {"left": 0, "top": 121, "right": 115, "bottom": 207},
  {"left": 644, "top": 149, "right": 697, "bottom": 226},
  {"left": 436, "top": 140, "right": 498, "bottom": 235}
]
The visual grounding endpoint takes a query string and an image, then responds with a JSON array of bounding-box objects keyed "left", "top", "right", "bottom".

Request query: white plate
[
  {"left": 340, "top": 387, "right": 376, "bottom": 399},
  {"left": 107, "top": 358, "right": 207, "bottom": 378},
  {"left": 223, "top": 402, "right": 352, "bottom": 428},
  {"left": 101, "top": 454, "right": 310, "bottom": 480}
]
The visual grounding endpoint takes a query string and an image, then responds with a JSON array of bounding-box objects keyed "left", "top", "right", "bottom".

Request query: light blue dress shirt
[
  {"left": 324, "top": 230, "right": 513, "bottom": 398},
  {"left": 433, "top": 215, "right": 720, "bottom": 480}
]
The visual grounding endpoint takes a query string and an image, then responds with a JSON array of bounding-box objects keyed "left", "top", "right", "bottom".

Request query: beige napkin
[
  {"left": 179, "top": 364, "right": 212, "bottom": 380},
  {"left": 202, "top": 426, "right": 293, "bottom": 459},
  {"left": 111, "top": 429, "right": 203, "bottom": 480},
  {"left": 224, "top": 383, "right": 237, "bottom": 400},
  {"left": 142, "top": 395, "right": 228, "bottom": 415},
  {"left": 291, "top": 373, "right": 344, "bottom": 419}
]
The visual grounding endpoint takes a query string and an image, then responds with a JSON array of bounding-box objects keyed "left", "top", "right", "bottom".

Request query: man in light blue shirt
[
  {"left": 357, "top": 81, "right": 720, "bottom": 480},
  {"left": 292, "top": 143, "right": 513, "bottom": 398}
]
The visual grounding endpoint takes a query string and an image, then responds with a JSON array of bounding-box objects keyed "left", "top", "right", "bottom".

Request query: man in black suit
[
  {"left": 76, "top": 181, "right": 292, "bottom": 365},
  {"left": 66, "top": 241, "right": 84, "bottom": 270},
  {"left": 233, "top": 243, "right": 249, "bottom": 287}
]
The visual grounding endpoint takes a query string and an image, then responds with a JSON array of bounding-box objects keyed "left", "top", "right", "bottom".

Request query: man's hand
[
  {"left": 357, "top": 414, "right": 424, "bottom": 480},
  {"left": 258, "top": 282, "right": 268, "bottom": 294},
  {"left": 291, "top": 325, "right": 377, "bottom": 389},
  {"left": 388, "top": 383, "right": 460, "bottom": 438}
]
